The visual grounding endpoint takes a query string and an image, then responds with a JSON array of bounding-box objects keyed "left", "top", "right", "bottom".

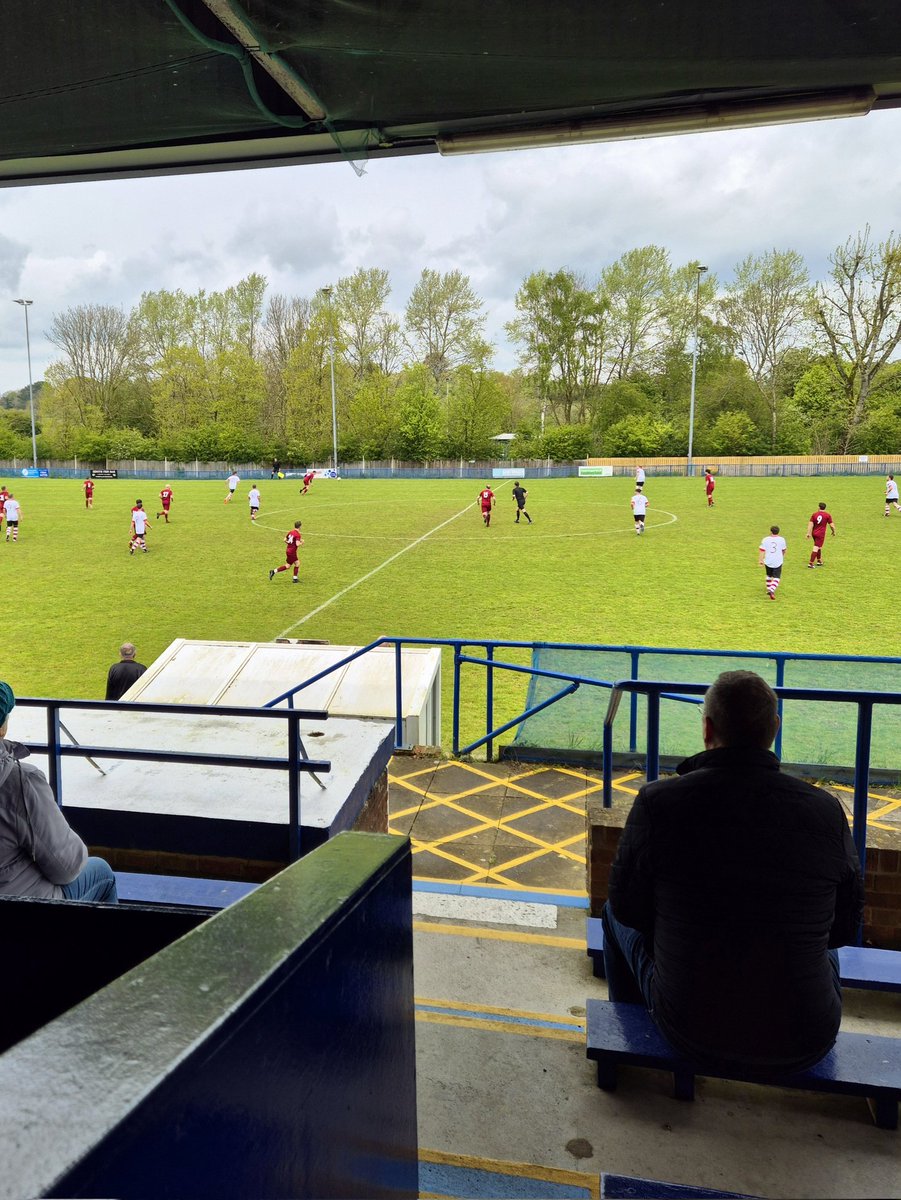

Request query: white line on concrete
[
  {"left": 275, "top": 495, "right": 486, "bottom": 638},
  {"left": 412, "top": 892, "right": 558, "bottom": 928}
]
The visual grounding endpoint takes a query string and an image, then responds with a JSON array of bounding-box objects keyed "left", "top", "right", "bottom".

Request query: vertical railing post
[
  {"left": 603, "top": 718, "right": 614, "bottom": 808},
  {"left": 288, "top": 712, "right": 301, "bottom": 862},
  {"left": 46, "top": 703, "right": 63, "bottom": 806},
  {"left": 852, "top": 700, "right": 873, "bottom": 928},
  {"left": 774, "top": 656, "right": 785, "bottom": 760},
  {"left": 452, "top": 643, "right": 462, "bottom": 755},
  {"left": 646, "top": 689, "right": 660, "bottom": 783},
  {"left": 394, "top": 640, "right": 404, "bottom": 749},
  {"left": 486, "top": 644, "right": 495, "bottom": 762},
  {"left": 629, "top": 648, "right": 640, "bottom": 753}
]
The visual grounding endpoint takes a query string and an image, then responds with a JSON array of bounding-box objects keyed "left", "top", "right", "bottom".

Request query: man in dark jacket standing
[
  {"left": 105, "top": 642, "right": 147, "bottom": 701},
  {"left": 603, "top": 670, "right": 864, "bottom": 1074}
]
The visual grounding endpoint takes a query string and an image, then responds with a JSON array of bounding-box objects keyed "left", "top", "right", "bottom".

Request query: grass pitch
[{"left": 4, "top": 473, "right": 900, "bottom": 751}]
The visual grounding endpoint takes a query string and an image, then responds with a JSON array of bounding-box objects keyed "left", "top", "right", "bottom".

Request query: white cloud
[{"left": 1, "top": 107, "right": 900, "bottom": 391}]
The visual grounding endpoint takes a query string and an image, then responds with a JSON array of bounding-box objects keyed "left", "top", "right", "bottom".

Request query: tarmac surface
[{"left": 390, "top": 757, "right": 901, "bottom": 1200}]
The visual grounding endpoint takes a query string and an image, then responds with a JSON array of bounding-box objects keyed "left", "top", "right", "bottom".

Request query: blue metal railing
[
  {"left": 17, "top": 697, "right": 330, "bottom": 861},
  {"left": 601, "top": 678, "right": 901, "bottom": 883}
]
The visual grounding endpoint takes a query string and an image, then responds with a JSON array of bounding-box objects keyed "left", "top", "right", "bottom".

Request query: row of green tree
[{"left": 2, "top": 228, "right": 900, "bottom": 463}]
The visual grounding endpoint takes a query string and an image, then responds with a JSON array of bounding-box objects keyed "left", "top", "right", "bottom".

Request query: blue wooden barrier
[
  {"left": 586, "top": 999, "right": 901, "bottom": 1130},
  {"left": 115, "top": 871, "right": 258, "bottom": 909},
  {"left": 0, "top": 833, "right": 418, "bottom": 1199}
]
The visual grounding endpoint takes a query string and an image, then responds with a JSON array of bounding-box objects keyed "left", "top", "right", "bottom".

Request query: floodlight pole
[
  {"left": 14, "top": 298, "right": 37, "bottom": 468},
  {"left": 686, "top": 264, "right": 707, "bottom": 477},
  {"left": 319, "top": 286, "right": 339, "bottom": 477}
]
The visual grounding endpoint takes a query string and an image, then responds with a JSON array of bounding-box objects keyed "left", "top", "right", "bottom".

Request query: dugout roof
[{"left": 2, "top": 0, "right": 901, "bottom": 186}]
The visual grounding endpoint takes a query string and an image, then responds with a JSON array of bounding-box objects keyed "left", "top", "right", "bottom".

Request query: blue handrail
[{"left": 601, "top": 678, "right": 901, "bottom": 883}]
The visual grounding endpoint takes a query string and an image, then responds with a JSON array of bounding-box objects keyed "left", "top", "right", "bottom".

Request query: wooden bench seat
[
  {"left": 115, "top": 871, "right": 258, "bottom": 910},
  {"left": 586, "top": 998, "right": 901, "bottom": 1129},
  {"left": 586, "top": 916, "right": 901, "bottom": 992}
]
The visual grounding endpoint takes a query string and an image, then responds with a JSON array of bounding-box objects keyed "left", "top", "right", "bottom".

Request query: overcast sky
[{"left": 1, "top": 106, "right": 900, "bottom": 396}]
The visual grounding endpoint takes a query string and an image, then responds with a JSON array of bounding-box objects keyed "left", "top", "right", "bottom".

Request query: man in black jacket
[
  {"left": 105, "top": 642, "right": 147, "bottom": 702},
  {"left": 603, "top": 670, "right": 864, "bottom": 1074}
]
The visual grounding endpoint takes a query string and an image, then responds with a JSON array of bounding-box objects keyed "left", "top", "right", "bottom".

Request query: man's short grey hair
[
  {"left": 120, "top": 643, "right": 137, "bottom": 660},
  {"left": 702, "top": 670, "right": 779, "bottom": 749}
]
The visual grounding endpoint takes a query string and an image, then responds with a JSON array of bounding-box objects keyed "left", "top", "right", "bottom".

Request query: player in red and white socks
[
  {"left": 886, "top": 475, "right": 901, "bottom": 516},
  {"left": 758, "top": 525, "right": 786, "bottom": 600},
  {"left": 129, "top": 501, "right": 149, "bottom": 554},
  {"left": 269, "top": 521, "right": 303, "bottom": 583},
  {"left": 3, "top": 494, "right": 21, "bottom": 542},
  {"left": 806, "top": 502, "right": 835, "bottom": 567},
  {"left": 630, "top": 488, "right": 649, "bottom": 534}
]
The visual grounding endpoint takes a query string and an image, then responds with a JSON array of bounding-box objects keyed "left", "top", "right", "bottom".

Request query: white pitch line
[{"left": 275, "top": 495, "right": 489, "bottom": 638}]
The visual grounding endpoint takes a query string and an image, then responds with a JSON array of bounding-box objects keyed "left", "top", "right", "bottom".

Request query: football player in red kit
[
  {"left": 301, "top": 470, "right": 315, "bottom": 495},
  {"left": 83, "top": 479, "right": 94, "bottom": 509},
  {"left": 704, "top": 470, "right": 716, "bottom": 507},
  {"left": 805, "top": 502, "right": 835, "bottom": 567},
  {"left": 478, "top": 485, "right": 495, "bottom": 526},
  {"left": 157, "top": 486, "right": 174, "bottom": 523},
  {"left": 269, "top": 521, "right": 304, "bottom": 584}
]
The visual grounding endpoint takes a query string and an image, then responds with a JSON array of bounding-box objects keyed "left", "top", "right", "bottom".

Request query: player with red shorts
[
  {"left": 83, "top": 479, "right": 94, "bottom": 509},
  {"left": 269, "top": 521, "right": 304, "bottom": 584},
  {"left": 806, "top": 502, "right": 835, "bottom": 567},
  {"left": 704, "top": 470, "right": 716, "bottom": 507},
  {"left": 478, "top": 485, "right": 495, "bottom": 527},
  {"left": 301, "top": 470, "right": 315, "bottom": 495},
  {"left": 157, "top": 486, "right": 174, "bottom": 523},
  {"left": 0, "top": 486, "right": 6, "bottom": 533}
]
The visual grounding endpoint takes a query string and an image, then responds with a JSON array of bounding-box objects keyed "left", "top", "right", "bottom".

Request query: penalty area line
[{"left": 275, "top": 496, "right": 486, "bottom": 638}]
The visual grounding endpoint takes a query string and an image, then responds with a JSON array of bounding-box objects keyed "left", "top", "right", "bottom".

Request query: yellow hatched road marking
[{"left": 408, "top": 873, "right": 587, "bottom": 897}]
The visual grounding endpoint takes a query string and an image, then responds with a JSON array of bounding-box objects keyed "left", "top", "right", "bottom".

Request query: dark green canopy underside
[{"left": 1, "top": 0, "right": 899, "bottom": 185}]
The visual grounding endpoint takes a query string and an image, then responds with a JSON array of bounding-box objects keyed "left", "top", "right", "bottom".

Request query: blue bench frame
[
  {"left": 586, "top": 917, "right": 901, "bottom": 992},
  {"left": 586, "top": 999, "right": 901, "bottom": 1130}
]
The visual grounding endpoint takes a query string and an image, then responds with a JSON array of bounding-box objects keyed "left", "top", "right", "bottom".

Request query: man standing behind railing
[
  {"left": 0, "top": 682, "right": 118, "bottom": 903},
  {"left": 602, "top": 670, "right": 863, "bottom": 1074},
  {"left": 106, "top": 643, "right": 147, "bottom": 701}
]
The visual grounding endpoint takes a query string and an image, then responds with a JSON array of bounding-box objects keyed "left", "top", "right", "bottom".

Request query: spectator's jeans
[
  {"left": 601, "top": 901, "right": 656, "bottom": 1009},
  {"left": 61, "top": 856, "right": 119, "bottom": 904},
  {"left": 602, "top": 901, "right": 842, "bottom": 1013}
]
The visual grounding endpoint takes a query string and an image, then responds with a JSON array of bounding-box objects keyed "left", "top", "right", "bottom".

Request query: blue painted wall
[{"left": 0, "top": 833, "right": 418, "bottom": 1200}]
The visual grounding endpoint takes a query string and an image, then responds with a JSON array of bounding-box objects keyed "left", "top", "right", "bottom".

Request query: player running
[
  {"left": 630, "top": 487, "right": 649, "bottom": 534},
  {"left": 157, "top": 485, "right": 174, "bottom": 523},
  {"left": 300, "top": 469, "right": 315, "bottom": 495},
  {"left": 512, "top": 481, "right": 532, "bottom": 525},
  {"left": 3, "top": 493, "right": 21, "bottom": 542},
  {"left": 758, "top": 525, "right": 787, "bottom": 600},
  {"left": 704, "top": 469, "right": 716, "bottom": 507},
  {"left": 0, "top": 485, "right": 6, "bottom": 535},
  {"left": 886, "top": 474, "right": 901, "bottom": 516},
  {"left": 224, "top": 470, "right": 241, "bottom": 503},
  {"left": 806, "top": 502, "right": 835, "bottom": 567},
  {"left": 83, "top": 478, "right": 94, "bottom": 509},
  {"left": 248, "top": 485, "right": 261, "bottom": 522},
  {"left": 129, "top": 500, "right": 149, "bottom": 554},
  {"left": 478, "top": 484, "right": 495, "bottom": 527},
  {"left": 269, "top": 521, "right": 304, "bottom": 584}
]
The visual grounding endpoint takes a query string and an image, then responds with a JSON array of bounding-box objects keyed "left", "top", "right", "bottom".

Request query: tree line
[{"left": 1, "top": 227, "right": 900, "bottom": 464}]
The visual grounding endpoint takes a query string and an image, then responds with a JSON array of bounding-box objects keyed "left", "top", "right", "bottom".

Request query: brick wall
[{"left": 587, "top": 797, "right": 901, "bottom": 950}]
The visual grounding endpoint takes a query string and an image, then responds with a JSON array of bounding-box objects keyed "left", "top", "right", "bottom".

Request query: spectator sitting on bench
[
  {"left": 603, "top": 669, "right": 863, "bottom": 1074},
  {"left": 0, "top": 681, "right": 118, "bottom": 903}
]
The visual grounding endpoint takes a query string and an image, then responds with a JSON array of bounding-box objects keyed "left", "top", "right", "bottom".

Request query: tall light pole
[
  {"left": 686, "top": 264, "right": 707, "bottom": 476},
  {"left": 13, "top": 299, "right": 38, "bottom": 469},
  {"left": 318, "top": 286, "right": 339, "bottom": 477}
]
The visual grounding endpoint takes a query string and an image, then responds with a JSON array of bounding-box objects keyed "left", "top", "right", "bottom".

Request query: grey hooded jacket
[{"left": 0, "top": 739, "right": 87, "bottom": 898}]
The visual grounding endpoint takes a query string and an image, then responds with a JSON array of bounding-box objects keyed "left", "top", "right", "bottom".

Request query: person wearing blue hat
[{"left": 0, "top": 682, "right": 118, "bottom": 902}]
